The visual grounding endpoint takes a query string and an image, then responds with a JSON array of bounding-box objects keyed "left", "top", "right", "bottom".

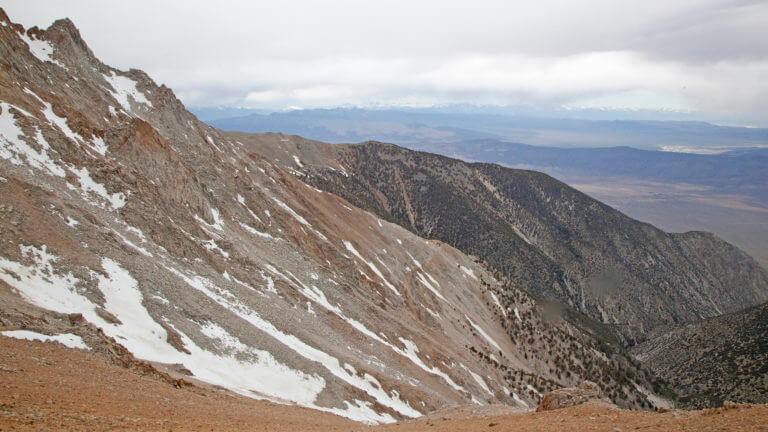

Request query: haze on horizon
[{"left": 5, "top": 0, "right": 768, "bottom": 126}]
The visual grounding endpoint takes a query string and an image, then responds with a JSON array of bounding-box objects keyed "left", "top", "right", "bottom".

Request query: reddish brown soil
[
  {"left": 1, "top": 336, "right": 766, "bottom": 432},
  {"left": 378, "top": 401, "right": 768, "bottom": 432},
  {"left": 0, "top": 336, "right": 356, "bottom": 431}
]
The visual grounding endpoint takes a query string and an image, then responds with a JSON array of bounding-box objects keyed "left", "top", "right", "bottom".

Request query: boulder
[{"left": 536, "top": 381, "right": 604, "bottom": 412}]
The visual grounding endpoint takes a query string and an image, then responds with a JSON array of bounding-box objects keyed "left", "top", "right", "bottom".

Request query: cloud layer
[{"left": 5, "top": 0, "right": 768, "bottom": 124}]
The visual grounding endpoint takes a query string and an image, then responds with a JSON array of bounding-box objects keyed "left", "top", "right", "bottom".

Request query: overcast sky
[{"left": 5, "top": 1, "right": 768, "bottom": 124}]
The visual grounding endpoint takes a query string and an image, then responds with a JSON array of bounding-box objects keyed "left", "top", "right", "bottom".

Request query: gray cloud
[{"left": 4, "top": 1, "right": 768, "bottom": 124}]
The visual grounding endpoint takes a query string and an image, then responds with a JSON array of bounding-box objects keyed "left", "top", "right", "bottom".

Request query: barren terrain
[{"left": 1, "top": 336, "right": 766, "bottom": 432}]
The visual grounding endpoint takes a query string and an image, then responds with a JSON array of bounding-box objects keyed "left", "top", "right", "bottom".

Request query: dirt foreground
[{"left": 1, "top": 336, "right": 766, "bottom": 432}]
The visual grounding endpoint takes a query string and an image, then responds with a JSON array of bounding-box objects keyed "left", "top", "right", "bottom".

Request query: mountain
[
  {"left": 209, "top": 111, "right": 768, "bottom": 270},
  {"left": 410, "top": 139, "right": 768, "bottom": 268},
  {"left": 300, "top": 142, "right": 768, "bottom": 345},
  {"left": 210, "top": 108, "right": 498, "bottom": 146},
  {"left": 208, "top": 107, "right": 768, "bottom": 152},
  {"left": 634, "top": 301, "right": 768, "bottom": 408},
  {"left": 412, "top": 139, "right": 768, "bottom": 197},
  {"left": 0, "top": 9, "right": 669, "bottom": 423}
]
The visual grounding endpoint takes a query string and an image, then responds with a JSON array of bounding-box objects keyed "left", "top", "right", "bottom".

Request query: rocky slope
[
  {"left": 0, "top": 9, "right": 663, "bottom": 423},
  {"left": 633, "top": 301, "right": 768, "bottom": 408},
  {"left": 409, "top": 139, "right": 768, "bottom": 269},
  {"left": 5, "top": 336, "right": 768, "bottom": 432},
  {"left": 4, "top": 335, "right": 768, "bottom": 432},
  {"left": 300, "top": 142, "right": 768, "bottom": 344}
]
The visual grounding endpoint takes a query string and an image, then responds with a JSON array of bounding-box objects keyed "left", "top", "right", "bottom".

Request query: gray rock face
[{"left": 0, "top": 8, "right": 662, "bottom": 423}]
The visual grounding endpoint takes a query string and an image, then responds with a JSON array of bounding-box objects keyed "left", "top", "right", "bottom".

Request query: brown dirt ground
[{"left": 1, "top": 336, "right": 767, "bottom": 432}]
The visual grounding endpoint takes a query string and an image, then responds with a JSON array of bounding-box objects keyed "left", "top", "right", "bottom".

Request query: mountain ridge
[
  {"left": 298, "top": 141, "right": 768, "bottom": 344},
  {"left": 207, "top": 107, "right": 768, "bottom": 151}
]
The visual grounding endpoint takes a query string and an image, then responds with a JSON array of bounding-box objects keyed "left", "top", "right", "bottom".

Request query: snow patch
[
  {"left": 461, "top": 363, "right": 493, "bottom": 397},
  {"left": 38, "top": 98, "right": 83, "bottom": 143},
  {"left": 0, "top": 102, "right": 66, "bottom": 177},
  {"left": 466, "top": 316, "right": 502, "bottom": 352},
  {"left": 202, "top": 239, "right": 229, "bottom": 258},
  {"left": 422, "top": 304, "right": 441, "bottom": 319},
  {"left": 238, "top": 195, "right": 265, "bottom": 222},
  {"left": 103, "top": 71, "right": 152, "bottom": 112},
  {"left": 396, "top": 338, "right": 465, "bottom": 392},
  {"left": 526, "top": 384, "right": 542, "bottom": 397},
  {"left": 416, "top": 272, "right": 446, "bottom": 302},
  {"left": 0, "top": 246, "right": 362, "bottom": 421},
  {"left": 19, "top": 32, "right": 66, "bottom": 68},
  {"left": 293, "top": 155, "right": 303, "bottom": 168},
  {"left": 406, "top": 252, "right": 422, "bottom": 269},
  {"left": 24, "top": 88, "right": 104, "bottom": 156},
  {"left": 195, "top": 321, "right": 325, "bottom": 405},
  {"left": 460, "top": 265, "right": 478, "bottom": 280},
  {"left": 261, "top": 264, "right": 465, "bottom": 401},
  {"left": 0, "top": 247, "right": 177, "bottom": 362},
  {"left": 112, "top": 229, "right": 152, "bottom": 257},
  {"left": 89, "top": 136, "right": 108, "bottom": 156},
  {"left": 152, "top": 295, "right": 170, "bottom": 305},
  {"left": 68, "top": 166, "right": 126, "bottom": 209},
  {"left": 1, "top": 330, "right": 89, "bottom": 350},
  {"left": 164, "top": 266, "right": 412, "bottom": 422},
  {"left": 239, "top": 222, "right": 277, "bottom": 240},
  {"left": 489, "top": 291, "right": 506, "bottom": 317},
  {"left": 195, "top": 208, "right": 225, "bottom": 231},
  {"left": 272, "top": 198, "right": 310, "bottom": 226},
  {"left": 344, "top": 241, "right": 401, "bottom": 296},
  {"left": 512, "top": 392, "right": 529, "bottom": 407}
]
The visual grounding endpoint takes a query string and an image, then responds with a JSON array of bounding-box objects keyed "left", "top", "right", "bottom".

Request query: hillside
[
  {"left": 0, "top": 8, "right": 669, "bottom": 423},
  {"left": 409, "top": 139, "right": 768, "bottom": 267},
  {"left": 634, "top": 302, "right": 768, "bottom": 408},
  {"left": 3, "top": 336, "right": 767, "bottom": 431},
  {"left": 211, "top": 113, "right": 768, "bottom": 269},
  {"left": 300, "top": 142, "right": 768, "bottom": 344}
]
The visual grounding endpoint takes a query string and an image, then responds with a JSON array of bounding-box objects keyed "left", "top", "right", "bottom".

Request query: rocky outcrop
[{"left": 536, "top": 381, "right": 607, "bottom": 411}]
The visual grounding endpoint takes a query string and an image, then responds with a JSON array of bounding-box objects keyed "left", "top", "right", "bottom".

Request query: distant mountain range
[{"left": 204, "top": 107, "right": 768, "bottom": 153}]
